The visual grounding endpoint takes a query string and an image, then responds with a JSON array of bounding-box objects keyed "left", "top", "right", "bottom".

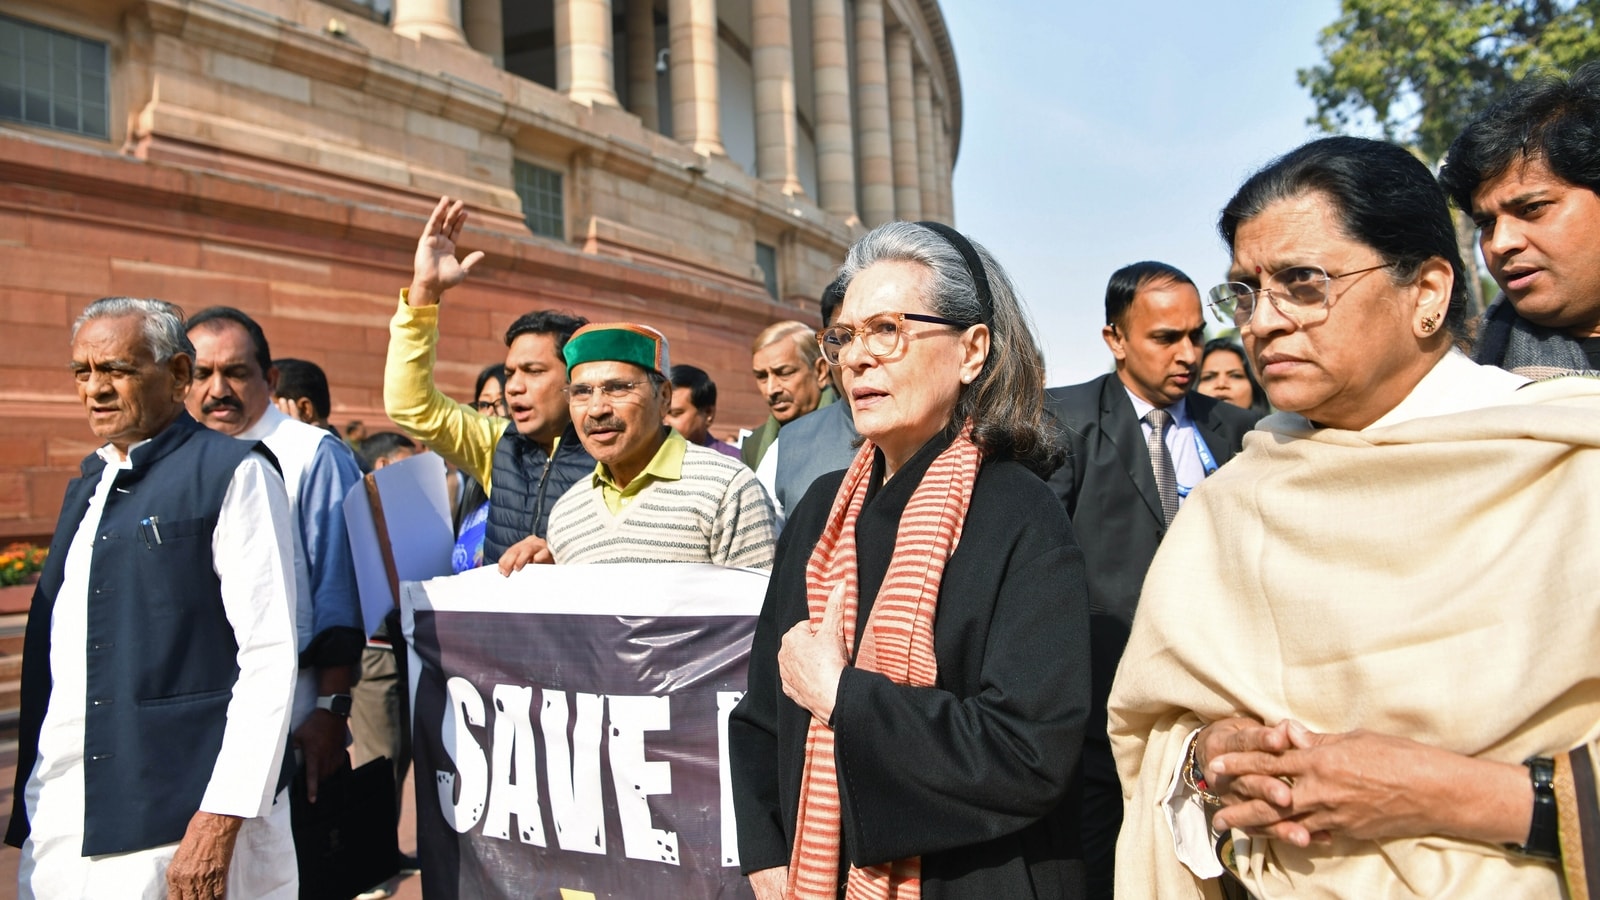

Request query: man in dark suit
[{"left": 1047, "top": 261, "right": 1263, "bottom": 900}]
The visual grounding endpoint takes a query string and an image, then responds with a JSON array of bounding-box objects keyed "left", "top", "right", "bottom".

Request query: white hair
[{"left": 73, "top": 297, "right": 194, "bottom": 362}]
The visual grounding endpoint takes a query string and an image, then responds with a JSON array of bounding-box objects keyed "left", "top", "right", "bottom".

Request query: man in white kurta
[
  {"left": 20, "top": 443, "right": 300, "bottom": 899},
  {"left": 11, "top": 298, "right": 300, "bottom": 899}
]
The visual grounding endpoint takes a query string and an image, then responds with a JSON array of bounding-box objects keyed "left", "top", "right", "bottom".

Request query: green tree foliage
[
  {"left": 1299, "top": 0, "right": 1600, "bottom": 162},
  {"left": 1299, "top": 0, "right": 1600, "bottom": 315}
]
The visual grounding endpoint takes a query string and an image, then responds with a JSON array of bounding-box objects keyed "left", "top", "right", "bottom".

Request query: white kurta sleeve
[
  {"left": 1162, "top": 728, "right": 1226, "bottom": 879},
  {"left": 198, "top": 453, "right": 300, "bottom": 818},
  {"left": 754, "top": 437, "right": 784, "bottom": 531}
]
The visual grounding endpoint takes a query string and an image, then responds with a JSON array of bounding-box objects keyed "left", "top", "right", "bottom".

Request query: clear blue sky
[{"left": 940, "top": 1, "right": 1342, "bottom": 385}]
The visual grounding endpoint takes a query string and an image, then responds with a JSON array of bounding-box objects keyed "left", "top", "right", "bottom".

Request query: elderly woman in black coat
[{"left": 730, "top": 220, "right": 1091, "bottom": 900}]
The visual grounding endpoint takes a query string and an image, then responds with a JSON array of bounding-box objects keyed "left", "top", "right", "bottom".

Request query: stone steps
[{"left": 0, "top": 613, "right": 23, "bottom": 741}]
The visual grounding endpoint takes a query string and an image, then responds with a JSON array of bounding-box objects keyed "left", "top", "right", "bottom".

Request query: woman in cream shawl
[{"left": 1109, "top": 136, "right": 1600, "bottom": 899}]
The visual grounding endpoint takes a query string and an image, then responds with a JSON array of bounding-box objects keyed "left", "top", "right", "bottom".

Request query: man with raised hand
[{"left": 384, "top": 196, "right": 594, "bottom": 572}]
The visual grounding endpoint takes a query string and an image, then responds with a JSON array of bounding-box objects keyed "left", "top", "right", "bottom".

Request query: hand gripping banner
[{"left": 402, "top": 563, "right": 766, "bottom": 899}]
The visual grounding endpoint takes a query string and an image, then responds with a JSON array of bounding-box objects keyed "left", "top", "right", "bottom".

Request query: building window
[
  {"left": 514, "top": 160, "right": 565, "bottom": 240},
  {"left": 323, "top": 0, "right": 393, "bottom": 26},
  {"left": 756, "top": 242, "right": 779, "bottom": 300},
  {"left": 0, "top": 15, "right": 109, "bottom": 140}
]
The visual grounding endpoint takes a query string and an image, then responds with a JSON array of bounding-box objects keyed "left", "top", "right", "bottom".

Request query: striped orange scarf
[{"left": 787, "top": 429, "right": 982, "bottom": 900}]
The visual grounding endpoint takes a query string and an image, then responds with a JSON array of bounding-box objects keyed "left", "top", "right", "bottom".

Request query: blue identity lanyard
[{"left": 1176, "top": 430, "right": 1219, "bottom": 499}]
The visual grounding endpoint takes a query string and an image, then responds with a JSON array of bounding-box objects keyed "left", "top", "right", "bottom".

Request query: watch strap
[
  {"left": 1508, "top": 755, "right": 1560, "bottom": 860},
  {"left": 315, "top": 693, "right": 353, "bottom": 717}
]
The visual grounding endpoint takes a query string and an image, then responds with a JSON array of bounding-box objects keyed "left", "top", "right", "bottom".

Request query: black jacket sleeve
[{"left": 832, "top": 533, "right": 1089, "bottom": 866}]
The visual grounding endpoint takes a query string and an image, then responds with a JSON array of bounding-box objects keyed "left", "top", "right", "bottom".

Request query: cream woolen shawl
[{"left": 1109, "top": 375, "right": 1600, "bottom": 900}]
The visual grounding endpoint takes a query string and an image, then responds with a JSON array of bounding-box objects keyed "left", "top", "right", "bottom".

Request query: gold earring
[{"left": 1420, "top": 314, "right": 1439, "bottom": 333}]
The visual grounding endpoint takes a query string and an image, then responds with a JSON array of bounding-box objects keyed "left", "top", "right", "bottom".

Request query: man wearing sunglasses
[
  {"left": 544, "top": 322, "right": 777, "bottom": 568},
  {"left": 1044, "top": 261, "right": 1262, "bottom": 900}
]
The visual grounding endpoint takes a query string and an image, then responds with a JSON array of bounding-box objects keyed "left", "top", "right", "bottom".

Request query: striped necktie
[{"left": 1144, "top": 407, "right": 1179, "bottom": 527}]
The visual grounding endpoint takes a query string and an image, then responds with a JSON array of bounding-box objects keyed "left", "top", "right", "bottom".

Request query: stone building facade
[{"left": 0, "top": 0, "right": 960, "bottom": 541}]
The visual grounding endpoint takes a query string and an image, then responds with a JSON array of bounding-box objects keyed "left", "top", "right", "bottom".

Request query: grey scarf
[{"left": 1473, "top": 294, "right": 1597, "bottom": 378}]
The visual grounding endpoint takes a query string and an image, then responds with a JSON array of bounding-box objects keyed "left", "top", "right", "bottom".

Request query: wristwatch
[
  {"left": 1507, "top": 755, "right": 1560, "bottom": 860},
  {"left": 315, "top": 693, "right": 353, "bottom": 717}
]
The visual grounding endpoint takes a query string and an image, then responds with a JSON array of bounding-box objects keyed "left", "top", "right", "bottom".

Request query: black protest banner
[{"left": 402, "top": 564, "right": 766, "bottom": 899}]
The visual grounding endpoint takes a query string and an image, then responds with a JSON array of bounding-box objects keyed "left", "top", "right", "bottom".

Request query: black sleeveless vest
[{"left": 6, "top": 413, "right": 279, "bottom": 855}]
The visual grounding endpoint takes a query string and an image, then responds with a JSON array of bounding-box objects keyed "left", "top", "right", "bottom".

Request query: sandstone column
[
  {"left": 753, "top": 0, "right": 802, "bottom": 194},
  {"left": 669, "top": 0, "right": 725, "bottom": 155},
  {"left": 931, "top": 98, "right": 952, "bottom": 222},
  {"left": 556, "top": 0, "right": 620, "bottom": 106},
  {"left": 914, "top": 66, "right": 939, "bottom": 221},
  {"left": 626, "top": 0, "right": 659, "bottom": 130},
  {"left": 462, "top": 0, "right": 504, "bottom": 65},
  {"left": 936, "top": 103, "right": 956, "bottom": 222},
  {"left": 853, "top": 0, "right": 894, "bottom": 226},
  {"left": 811, "top": 0, "right": 857, "bottom": 221},
  {"left": 944, "top": 148, "right": 957, "bottom": 222},
  {"left": 393, "top": 0, "right": 467, "bottom": 43},
  {"left": 886, "top": 26, "right": 921, "bottom": 221}
]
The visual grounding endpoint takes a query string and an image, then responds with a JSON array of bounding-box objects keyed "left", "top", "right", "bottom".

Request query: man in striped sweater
[{"left": 546, "top": 323, "right": 777, "bottom": 569}]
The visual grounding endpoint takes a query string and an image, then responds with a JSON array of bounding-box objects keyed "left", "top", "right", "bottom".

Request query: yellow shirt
[
  {"left": 593, "top": 428, "right": 686, "bottom": 515},
  {"left": 383, "top": 293, "right": 507, "bottom": 492}
]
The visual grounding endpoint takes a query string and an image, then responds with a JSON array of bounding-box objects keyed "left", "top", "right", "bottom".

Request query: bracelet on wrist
[{"left": 1184, "top": 731, "right": 1222, "bottom": 807}]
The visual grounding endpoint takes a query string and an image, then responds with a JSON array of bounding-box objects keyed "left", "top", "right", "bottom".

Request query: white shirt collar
[
  {"left": 96, "top": 438, "right": 150, "bottom": 466},
  {"left": 1123, "top": 385, "right": 1192, "bottom": 428},
  {"left": 237, "top": 404, "right": 288, "bottom": 442}
]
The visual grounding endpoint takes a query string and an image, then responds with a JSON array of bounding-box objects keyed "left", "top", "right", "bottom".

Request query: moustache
[
  {"left": 202, "top": 397, "right": 242, "bottom": 414},
  {"left": 766, "top": 391, "right": 793, "bottom": 406},
  {"left": 584, "top": 417, "right": 627, "bottom": 434}
]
